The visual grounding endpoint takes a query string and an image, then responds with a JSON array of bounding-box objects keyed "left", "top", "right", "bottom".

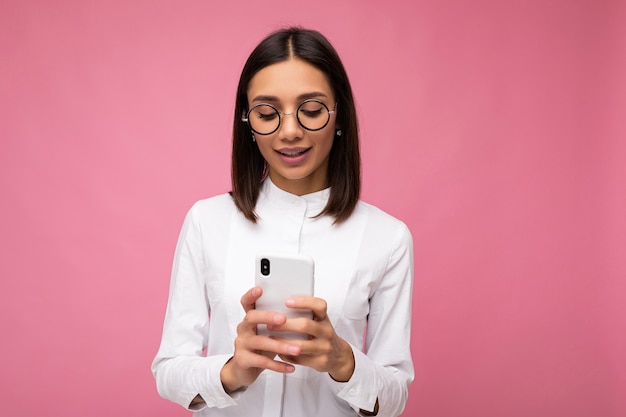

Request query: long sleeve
[
  {"left": 151, "top": 183, "right": 414, "bottom": 417},
  {"left": 151, "top": 203, "right": 237, "bottom": 410},
  {"left": 328, "top": 222, "right": 415, "bottom": 416}
]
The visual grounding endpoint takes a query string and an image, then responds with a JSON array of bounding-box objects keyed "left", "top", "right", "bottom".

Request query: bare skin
[
  {"left": 247, "top": 58, "right": 337, "bottom": 197},
  {"left": 223, "top": 287, "right": 355, "bottom": 388},
  {"left": 190, "top": 286, "right": 379, "bottom": 415},
  {"left": 189, "top": 58, "right": 381, "bottom": 414}
]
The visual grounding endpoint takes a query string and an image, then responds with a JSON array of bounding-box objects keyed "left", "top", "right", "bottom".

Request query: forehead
[{"left": 247, "top": 58, "right": 334, "bottom": 102}]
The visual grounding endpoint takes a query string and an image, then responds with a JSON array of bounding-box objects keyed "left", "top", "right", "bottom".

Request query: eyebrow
[{"left": 251, "top": 91, "right": 329, "bottom": 103}]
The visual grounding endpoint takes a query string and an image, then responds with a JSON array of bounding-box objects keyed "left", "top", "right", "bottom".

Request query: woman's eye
[
  {"left": 256, "top": 112, "right": 278, "bottom": 120},
  {"left": 300, "top": 108, "right": 323, "bottom": 117}
]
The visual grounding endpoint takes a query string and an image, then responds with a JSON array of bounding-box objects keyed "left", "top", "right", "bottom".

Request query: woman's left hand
[{"left": 269, "top": 296, "right": 355, "bottom": 382}]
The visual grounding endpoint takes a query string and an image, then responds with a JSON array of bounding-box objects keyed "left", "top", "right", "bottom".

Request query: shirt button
[
  {"left": 349, "top": 388, "right": 357, "bottom": 396},
  {"left": 293, "top": 200, "right": 302, "bottom": 207}
]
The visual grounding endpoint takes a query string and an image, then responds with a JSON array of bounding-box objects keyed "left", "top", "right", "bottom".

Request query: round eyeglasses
[{"left": 242, "top": 99, "right": 336, "bottom": 135}]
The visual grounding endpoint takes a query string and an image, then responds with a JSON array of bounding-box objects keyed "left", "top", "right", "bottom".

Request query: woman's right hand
[{"left": 219, "top": 286, "right": 303, "bottom": 393}]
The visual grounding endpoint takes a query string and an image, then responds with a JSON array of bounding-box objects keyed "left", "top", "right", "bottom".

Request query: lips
[{"left": 276, "top": 147, "right": 310, "bottom": 157}]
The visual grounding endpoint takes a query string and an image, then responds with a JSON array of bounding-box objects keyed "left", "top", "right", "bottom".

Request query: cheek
[
  {"left": 255, "top": 139, "right": 274, "bottom": 157},
  {"left": 317, "top": 131, "right": 335, "bottom": 154}
]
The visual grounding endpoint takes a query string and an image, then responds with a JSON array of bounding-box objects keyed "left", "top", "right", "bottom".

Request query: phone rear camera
[{"left": 260, "top": 258, "right": 270, "bottom": 276}]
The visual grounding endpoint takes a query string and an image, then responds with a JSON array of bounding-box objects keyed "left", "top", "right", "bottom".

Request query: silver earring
[
  {"left": 336, "top": 129, "right": 342, "bottom": 136},
  {"left": 251, "top": 133, "right": 256, "bottom": 142}
]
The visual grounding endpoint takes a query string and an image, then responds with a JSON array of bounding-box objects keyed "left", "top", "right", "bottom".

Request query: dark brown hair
[{"left": 231, "top": 27, "right": 361, "bottom": 223}]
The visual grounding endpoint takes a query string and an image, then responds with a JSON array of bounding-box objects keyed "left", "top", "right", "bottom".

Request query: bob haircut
[{"left": 231, "top": 27, "right": 361, "bottom": 224}]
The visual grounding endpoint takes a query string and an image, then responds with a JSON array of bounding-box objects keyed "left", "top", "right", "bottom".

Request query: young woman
[{"left": 152, "top": 27, "right": 414, "bottom": 417}]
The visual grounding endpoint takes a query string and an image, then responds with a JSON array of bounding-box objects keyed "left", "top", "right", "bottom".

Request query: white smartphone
[{"left": 255, "top": 252, "right": 315, "bottom": 340}]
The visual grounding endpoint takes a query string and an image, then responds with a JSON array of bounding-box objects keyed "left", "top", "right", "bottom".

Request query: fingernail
[
  {"left": 286, "top": 364, "right": 295, "bottom": 373},
  {"left": 288, "top": 345, "right": 300, "bottom": 355},
  {"left": 285, "top": 298, "right": 295, "bottom": 307}
]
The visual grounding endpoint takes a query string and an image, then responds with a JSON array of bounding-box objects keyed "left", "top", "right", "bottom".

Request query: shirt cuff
[
  {"left": 326, "top": 345, "right": 379, "bottom": 413},
  {"left": 189, "top": 354, "right": 239, "bottom": 410}
]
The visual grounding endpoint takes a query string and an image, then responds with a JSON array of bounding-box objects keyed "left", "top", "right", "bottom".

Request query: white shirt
[{"left": 152, "top": 179, "right": 414, "bottom": 417}]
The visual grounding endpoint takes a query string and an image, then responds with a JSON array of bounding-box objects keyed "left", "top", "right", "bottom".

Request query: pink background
[{"left": 1, "top": 1, "right": 625, "bottom": 416}]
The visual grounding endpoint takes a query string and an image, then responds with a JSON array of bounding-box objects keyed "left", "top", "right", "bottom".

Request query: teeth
[{"left": 280, "top": 150, "right": 305, "bottom": 157}]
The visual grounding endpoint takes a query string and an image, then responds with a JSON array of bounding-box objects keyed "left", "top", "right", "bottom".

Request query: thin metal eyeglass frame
[{"left": 241, "top": 99, "right": 337, "bottom": 135}]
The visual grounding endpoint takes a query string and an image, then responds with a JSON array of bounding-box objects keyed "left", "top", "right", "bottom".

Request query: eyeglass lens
[{"left": 247, "top": 100, "right": 331, "bottom": 135}]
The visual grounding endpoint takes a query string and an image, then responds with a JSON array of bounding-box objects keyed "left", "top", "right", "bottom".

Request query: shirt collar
[{"left": 260, "top": 178, "right": 330, "bottom": 211}]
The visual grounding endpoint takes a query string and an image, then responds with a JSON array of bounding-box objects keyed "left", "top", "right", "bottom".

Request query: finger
[
  {"left": 253, "top": 355, "right": 297, "bottom": 374},
  {"left": 240, "top": 334, "right": 303, "bottom": 358},
  {"left": 276, "top": 352, "right": 319, "bottom": 368},
  {"left": 267, "top": 317, "right": 315, "bottom": 336},
  {"left": 235, "top": 348, "right": 296, "bottom": 374},
  {"left": 277, "top": 354, "right": 302, "bottom": 364},
  {"left": 240, "top": 286, "right": 263, "bottom": 312},
  {"left": 286, "top": 297, "right": 328, "bottom": 321},
  {"left": 279, "top": 332, "right": 331, "bottom": 356},
  {"left": 248, "top": 310, "right": 288, "bottom": 326},
  {"left": 238, "top": 307, "right": 285, "bottom": 340},
  {"left": 264, "top": 359, "right": 296, "bottom": 374},
  {"left": 269, "top": 319, "right": 334, "bottom": 352}
]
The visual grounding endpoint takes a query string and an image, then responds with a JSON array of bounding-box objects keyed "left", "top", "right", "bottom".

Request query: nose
[{"left": 279, "top": 111, "right": 303, "bottom": 140}]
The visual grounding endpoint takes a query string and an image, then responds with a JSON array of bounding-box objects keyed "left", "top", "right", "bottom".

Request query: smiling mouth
[{"left": 277, "top": 148, "right": 310, "bottom": 157}]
